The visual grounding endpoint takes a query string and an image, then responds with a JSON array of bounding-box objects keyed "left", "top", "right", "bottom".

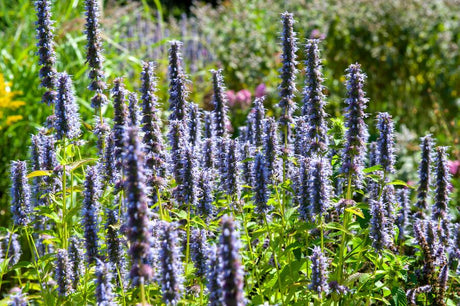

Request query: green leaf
[
  {"left": 363, "top": 165, "right": 382, "bottom": 173},
  {"left": 27, "top": 170, "right": 51, "bottom": 178},
  {"left": 345, "top": 207, "right": 365, "bottom": 219},
  {"left": 387, "top": 180, "right": 415, "bottom": 189},
  {"left": 68, "top": 158, "right": 97, "bottom": 171}
]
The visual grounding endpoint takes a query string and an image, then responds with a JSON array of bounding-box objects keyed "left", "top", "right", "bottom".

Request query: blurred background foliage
[{"left": 0, "top": 0, "right": 459, "bottom": 214}]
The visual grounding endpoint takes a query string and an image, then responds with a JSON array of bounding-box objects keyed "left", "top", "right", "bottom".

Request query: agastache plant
[
  {"left": 416, "top": 135, "right": 433, "bottom": 212},
  {"left": 105, "top": 208, "right": 125, "bottom": 279},
  {"left": 55, "top": 73, "right": 81, "bottom": 140},
  {"left": 211, "top": 69, "right": 229, "bottom": 138},
  {"left": 218, "top": 215, "right": 245, "bottom": 306},
  {"left": 302, "top": 39, "right": 329, "bottom": 156},
  {"left": 432, "top": 146, "right": 451, "bottom": 220},
  {"left": 297, "top": 157, "right": 311, "bottom": 221},
  {"left": 35, "top": 0, "right": 57, "bottom": 105},
  {"left": 223, "top": 139, "right": 240, "bottom": 198},
  {"left": 124, "top": 128, "right": 153, "bottom": 286},
  {"left": 369, "top": 198, "right": 390, "bottom": 253},
  {"left": 340, "top": 63, "right": 369, "bottom": 189},
  {"left": 309, "top": 246, "right": 329, "bottom": 295},
  {"left": 158, "top": 221, "right": 183, "bottom": 305},
  {"left": 82, "top": 165, "right": 101, "bottom": 264},
  {"left": 263, "top": 118, "right": 279, "bottom": 184},
  {"left": 248, "top": 97, "right": 265, "bottom": 147},
  {"left": 55, "top": 249, "right": 73, "bottom": 297},
  {"left": 95, "top": 259, "right": 115, "bottom": 305},
  {"left": 376, "top": 112, "right": 396, "bottom": 176},
  {"left": 128, "top": 92, "right": 140, "bottom": 127},
  {"left": 278, "top": 12, "right": 298, "bottom": 143},
  {"left": 308, "top": 158, "right": 332, "bottom": 219},
  {"left": 190, "top": 229, "right": 208, "bottom": 278},
  {"left": 188, "top": 103, "right": 201, "bottom": 149},
  {"left": 196, "top": 169, "right": 214, "bottom": 219},
  {"left": 68, "top": 237, "right": 84, "bottom": 289},
  {"left": 111, "top": 78, "right": 128, "bottom": 171},
  {"left": 180, "top": 144, "right": 198, "bottom": 206},
  {"left": 10, "top": 161, "right": 31, "bottom": 227},
  {"left": 253, "top": 152, "right": 270, "bottom": 215},
  {"left": 84, "top": 0, "right": 108, "bottom": 109},
  {"left": 206, "top": 244, "right": 220, "bottom": 306},
  {"left": 168, "top": 41, "right": 188, "bottom": 122}
]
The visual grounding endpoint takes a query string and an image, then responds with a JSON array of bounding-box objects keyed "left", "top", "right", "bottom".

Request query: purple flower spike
[
  {"left": 376, "top": 112, "right": 396, "bottom": 175},
  {"left": 10, "top": 161, "right": 31, "bottom": 227},
  {"left": 211, "top": 69, "right": 229, "bottom": 138},
  {"left": 309, "top": 246, "right": 329, "bottom": 294},
  {"left": 432, "top": 146, "right": 451, "bottom": 220},
  {"left": 416, "top": 135, "right": 433, "bottom": 211},
  {"left": 55, "top": 72, "right": 81, "bottom": 140}
]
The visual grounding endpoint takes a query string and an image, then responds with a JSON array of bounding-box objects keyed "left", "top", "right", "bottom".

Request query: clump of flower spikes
[
  {"left": 84, "top": 0, "right": 108, "bottom": 108},
  {"left": 35, "top": 0, "right": 57, "bottom": 105}
]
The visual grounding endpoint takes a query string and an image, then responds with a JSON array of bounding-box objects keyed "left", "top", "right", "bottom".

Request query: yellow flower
[
  {"left": 0, "top": 73, "right": 25, "bottom": 128},
  {"left": 5, "top": 115, "right": 23, "bottom": 126}
]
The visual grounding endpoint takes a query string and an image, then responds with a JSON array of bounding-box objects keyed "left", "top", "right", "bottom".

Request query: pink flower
[
  {"left": 448, "top": 160, "right": 460, "bottom": 176},
  {"left": 255, "top": 83, "right": 266, "bottom": 98},
  {"left": 236, "top": 89, "right": 252, "bottom": 109},
  {"left": 226, "top": 90, "right": 236, "bottom": 107}
]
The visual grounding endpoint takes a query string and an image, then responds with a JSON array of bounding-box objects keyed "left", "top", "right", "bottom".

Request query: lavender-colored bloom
[
  {"left": 302, "top": 39, "right": 328, "bottom": 156},
  {"left": 10, "top": 161, "right": 31, "bottom": 226},
  {"left": 263, "top": 118, "right": 279, "bottom": 183},
  {"left": 248, "top": 97, "right": 265, "bottom": 147},
  {"left": 309, "top": 246, "right": 329, "bottom": 294},
  {"left": 128, "top": 92, "right": 140, "bottom": 127},
  {"left": 103, "top": 132, "right": 116, "bottom": 185},
  {"left": 84, "top": 0, "right": 108, "bottom": 108},
  {"left": 82, "top": 165, "right": 100, "bottom": 264},
  {"left": 68, "top": 237, "right": 84, "bottom": 288},
  {"left": 168, "top": 41, "right": 188, "bottom": 122},
  {"left": 416, "top": 135, "right": 433, "bottom": 211},
  {"left": 369, "top": 198, "right": 390, "bottom": 252},
  {"left": 211, "top": 69, "right": 229, "bottom": 138},
  {"left": 169, "top": 120, "right": 185, "bottom": 192},
  {"left": 278, "top": 12, "right": 298, "bottom": 139},
  {"left": 55, "top": 73, "right": 81, "bottom": 140},
  {"left": 382, "top": 185, "right": 395, "bottom": 232},
  {"left": 7, "top": 287, "right": 27, "bottom": 306},
  {"left": 201, "top": 138, "right": 214, "bottom": 169},
  {"left": 294, "top": 116, "right": 307, "bottom": 157},
  {"left": 95, "top": 259, "right": 115, "bottom": 305},
  {"left": 35, "top": 0, "right": 57, "bottom": 105},
  {"left": 2, "top": 234, "right": 22, "bottom": 266},
  {"left": 196, "top": 169, "right": 214, "bottom": 219},
  {"left": 180, "top": 145, "right": 198, "bottom": 205},
  {"left": 55, "top": 249, "right": 73, "bottom": 297},
  {"left": 297, "top": 157, "right": 310, "bottom": 221},
  {"left": 188, "top": 103, "right": 201, "bottom": 148},
  {"left": 203, "top": 111, "right": 214, "bottom": 139},
  {"left": 239, "top": 141, "right": 254, "bottom": 193},
  {"left": 218, "top": 215, "right": 245, "bottom": 306},
  {"left": 436, "top": 264, "right": 449, "bottom": 305},
  {"left": 223, "top": 139, "right": 240, "bottom": 198},
  {"left": 124, "top": 128, "right": 153, "bottom": 286},
  {"left": 368, "top": 142, "right": 378, "bottom": 167},
  {"left": 112, "top": 78, "right": 128, "bottom": 170},
  {"left": 206, "top": 245, "right": 220, "bottom": 306},
  {"left": 253, "top": 153, "right": 269, "bottom": 215},
  {"left": 309, "top": 158, "right": 332, "bottom": 219},
  {"left": 93, "top": 116, "right": 110, "bottom": 157},
  {"left": 105, "top": 208, "right": 125, "bottom": 279},
  {"left": 159, "top": 221, "right": 183, "bottom": 305},
  {"left": 406, "top": 285, "right": 431, "bottom": 306},
  {"left": 340, "top": 63, "right": 369, "bottom": 189},
  {"left": 396, "top": 188, "right": 410, "bottom": 242},
  {"left": 432, "top": 147, "right": 450, "bottom": 220},
  {"left": 376, "top": 112, "right": 396, "bottom": 175},
  {"left": 191, "top": 229, "right": 208, "bottom": 278}
]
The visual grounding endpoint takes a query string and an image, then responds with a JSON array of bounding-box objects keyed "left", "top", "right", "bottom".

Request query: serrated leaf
[{"left": 27, "top": 170, "right": 51, "bottom": 178}]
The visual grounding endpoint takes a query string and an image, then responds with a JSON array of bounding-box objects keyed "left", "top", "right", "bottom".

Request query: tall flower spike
[
  {"left": 68, "top": 237, "right": 84, "bottom": 289},
  {"left": 278, "top": 12, "right": 298, "bottom": 142},
  {"left": 103, "top": 132, "right": 116, "bottom": 185},
  {"left": 105, "top": 207, "right": 126, "bottom": 279},
  {"left": 203, "top": 111, "right": 214, "bottom": 139},
  {"left": 159, "top": 221, "right": 183, "bottom": 305},
  {"left": 211, "top": 69, "right": 229, "bottom": 138},
  {"left": 376, "top": 112, "right": 396, "bottom": 175},
  {"left": 169, "top": 120, "right": 185, "bottom": 200},
  {"left": 248, "top": 97, "right": 266, "bottom": 147},
  {"left": 196, "top": 169, "right": 214, "bottom": 219},
  {"left": 55, "top": 73, "right": 81, "bottom": 140},
  {"left": 416, "top": 135, "right": 433, "bottom": 211},
  {"left": 303, "top": 39, "right": 329, "bottom": 156},
  {"left": 201, "top": 138, "right": 214, "bottom": 169},
  {"left": 35, "top": 0, "right": 57, "bottom": 105},
  {"left": 253, "top": 152, "right": 269, "bottom": 215},
  {"left": 206, "top": 245, "right": 220, "bottom": 306},
  {"left": 93, "top": 116, "right": 110, "bottom": 157},
  {"left": 2, "top": 233, "right": 22, "bottom": 266},
  {"left": 168, "top": 41, "right": 188, "bottom": 122},
  {"left": 294, "top": 116, "right": 307, "bottom": 157},
  {"left": 340, "top": 63, "right": 369, "bottom": 189},
  {"left": 432, "top": 146, "right": 451, "bottom": 220},
  {"left": 396, "top": 188, "right": 410, "bottom": 242},
  {"left": 112, "top": 78, "right": 128, "bottom": 171},
  {"left": 218, "top": 215, "right": 245, "bottom": 306},
  {"left": 263, "top": 118, "right": 279, "bottom": 184},
  {"left": 128, "top": 92, "right": 140, "bottom": 127},
  {"left": 188, "top": 103, "right": 201, "bottom": 149},
  {"left": 10, "top": 161, "right": 31, "bottom": 226},
  {"left": 297, "top": 157, "right": 310, "bottom": 221},
  {"left": 55, "top": 249, "right": 73, "bottom": 297},
  {"left": 369, "top": 198, "right": 390, "bottom": 252},
  {"left": 368, "top": 142, "right": 378, "bottom": 167},
  {"left": 124, "top": 127, "right": 153, "bottom": 286},
  {"left": 82, "top": 165, "right": 100, "bottom": 264},
  {"left": 95, "top": 259, "right": 115, "bottom": 305},
  {"left": 309, "top": 158, "right": 332, "bottom": 219},
  {"left": 381, "top": 185, "right": 396, "bottom": 239},
  {"left": 191, "top": 229, "right": 208, "bottom": 278},
  {"left": 84, "top": 0, "right": 108, "bottom": 108},
  {"left": 240, "top": 141, "right": 254, "bottom": 193},
  {"left": 223, "top": 139, "right": 240, "bottom": 198},
  {"left": 180, "top": 144, "right": 198, "bottom": 205},
  {"left": 309, "top": 246, "right": 329, "bottom": 294}
]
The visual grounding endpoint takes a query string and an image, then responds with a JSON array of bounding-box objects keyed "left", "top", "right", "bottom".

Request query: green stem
[
  {"left": 24, "top": 227, "right": 44, "bottom": 292},
  {"left": 0, "top": 225, "right": 15, "bottom": 292},
  {"left": 338, "top": 175, "right": 352, "bottom": 283},
  {"left": 140, "top": 276, "right": 147, "bottom": 306}
]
